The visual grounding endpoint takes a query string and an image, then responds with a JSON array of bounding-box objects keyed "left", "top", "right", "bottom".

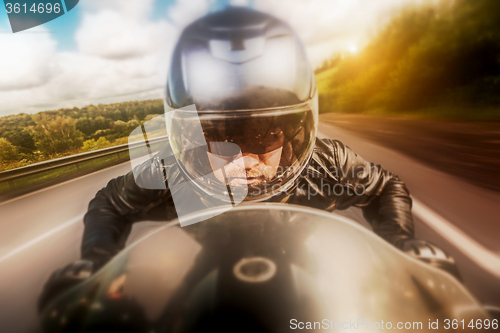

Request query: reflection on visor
[
  {"left": 204, "top": 116, "right": 286, "bottom": 155},
  {"left": 129, "top": 100, "right": 317, "bottom": 226},
  {"left": 167, "top": 103, "right": 315, "bottom": 201},
  {"left": 170, "top": 107, "right": 313, "bottom": 159},
  {"left": 130, "top": 105, "right": 249, "bottom": 226}
]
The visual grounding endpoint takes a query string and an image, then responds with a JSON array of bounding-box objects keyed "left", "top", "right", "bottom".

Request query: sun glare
[{"left": 349, "top": 44, "right": 358, "bottom": 54}]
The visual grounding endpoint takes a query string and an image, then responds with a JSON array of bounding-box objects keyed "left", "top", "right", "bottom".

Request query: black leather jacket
[{"left": 82, "top": 138, "right": 414, "bottom": 268}]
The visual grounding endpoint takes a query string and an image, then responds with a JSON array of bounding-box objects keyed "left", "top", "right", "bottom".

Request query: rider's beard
[
  {"left": 211, "top": 162, "right": 277, "bottom": 187},
  {"left": 225, "top": 163, "right": 277, "bottom": 186},
  {"left": 208, "top": 147, "right": 283, "bottom": 187}
]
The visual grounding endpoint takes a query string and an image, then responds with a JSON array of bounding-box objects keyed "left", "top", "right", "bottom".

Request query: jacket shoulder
[
  {"left": 313, "top": 137, "right": 351, "bottom": 165},
  {"left": 314, "top": 137, "right": 347, "bottom": 152}
]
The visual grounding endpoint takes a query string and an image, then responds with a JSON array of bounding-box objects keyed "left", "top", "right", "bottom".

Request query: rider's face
[{"left": 207, "top": 147, "right": 283, "bottom": 186}]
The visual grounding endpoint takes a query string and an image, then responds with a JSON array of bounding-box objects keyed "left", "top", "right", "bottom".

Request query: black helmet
[{"left": 165, "top": 7, "right": 318, "bottom": 202}]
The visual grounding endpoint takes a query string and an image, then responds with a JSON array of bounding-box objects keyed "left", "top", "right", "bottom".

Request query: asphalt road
[
  {"left": 0, "top": 122, "right": 499, "bottom": 332},
  {"left": 321, "top": 113, "right": 500, "bottom": 193},
  {"left": 0, "top": 159, "right": 164, "bottom": 333},
  {"left": 317, "top": 122, "right": 500, "bottom": 301}
]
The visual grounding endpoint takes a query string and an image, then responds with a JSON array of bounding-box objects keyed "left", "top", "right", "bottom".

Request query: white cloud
[
  {"left": 254, "top": 0, "right": 423, "bottom": 66},
  {"left": 168, "top": 0, "right": 215, "bottom": 27},
  {"left": 79, "top": 0, "right": 156, "bottom": 19},
  {"left": 0, "top": 50, "right": 168, "bottom": 114},
  {"left": 0, "top": 26, "right": 57, "bottom": 91},
  {"left": 0, "top": 0, "right": 216, "bottom": 116},
  {"left": 230, "top": 0, "right": 251, "bottom": 7},
  {"left": 0, "top": 0, "right": 428, "bottom": 116},
  {"left": 75, "top": 10, "right": 172, "bottom": 59}
]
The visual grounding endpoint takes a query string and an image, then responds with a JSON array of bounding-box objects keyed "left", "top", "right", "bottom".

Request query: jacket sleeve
[
  {"left": 81, "top": 153, "right": 175, "bottom": 268},
  {"left": 325, "top": 139, "right": 414, "bottom": 248}
]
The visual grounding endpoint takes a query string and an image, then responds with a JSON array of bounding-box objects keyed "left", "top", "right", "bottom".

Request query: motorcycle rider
[
  {"left": 39, "top": 6, "right": 458, "bottom": 311},
  {"left": 82, "top": 6, "right": 418, "bottom": 268}
]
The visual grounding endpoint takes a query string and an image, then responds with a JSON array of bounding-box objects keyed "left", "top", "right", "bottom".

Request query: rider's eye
[{"left": 211, "top": 153, "right": 239, "bottom": 160}]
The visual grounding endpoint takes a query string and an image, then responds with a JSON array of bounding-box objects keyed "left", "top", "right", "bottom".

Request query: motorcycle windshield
[{"left": 41, "top": 204, "right": 488, "bottom": 333}]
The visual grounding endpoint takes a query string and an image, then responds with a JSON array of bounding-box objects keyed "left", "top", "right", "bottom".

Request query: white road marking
[
  {"left": 4, "top": 195, "right": 499, "bottom": 280},
  {"left": 1, "top": 151, "right": 156, "bottom": 206},
  {"left": 0, "top": 154, "right": 154, "bottom": 262},
  {"left": 319, "top": 129, "right": 500, "bottom": 277},
  {"left": 2, "top": 131, "right": 499, "bottom": 279},
  {"left": 0, "top": 213, "right": 84, "bottom": 263},
  {"left": 412, "top": 198, "right": 500, "bottom": 278},
  {"left": 0, "top": 161, "right": 130, "bottom": 206}
]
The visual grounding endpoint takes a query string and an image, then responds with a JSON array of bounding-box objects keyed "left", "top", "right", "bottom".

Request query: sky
[{"left": 0, "top": 0, "right": 430, "bottom": 117}]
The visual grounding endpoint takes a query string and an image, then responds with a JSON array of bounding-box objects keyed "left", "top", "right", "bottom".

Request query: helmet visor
[{"left": 167, "top": 99, "right": 317, "bottom": 202}]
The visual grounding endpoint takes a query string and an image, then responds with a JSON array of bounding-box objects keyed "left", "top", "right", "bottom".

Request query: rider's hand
[
  {"left": 82, "top": 243, "right": 122, "bottom": 271},
  {"left": 38, "top": 259, "right": 94, "bottom": 313},
  {"left": 401, "top": 238, "right": 462, "bottom": 281}
]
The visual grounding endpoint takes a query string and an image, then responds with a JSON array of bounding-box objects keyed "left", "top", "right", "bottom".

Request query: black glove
[
  {"left": 38, "top": 259, "right": 94, "bottom": 313},
  {"left": 401, "top": 239, "right": 462, "bottom": 281},
  {"left": 81, "top": 243, "right": 122, "bottom": 271}
]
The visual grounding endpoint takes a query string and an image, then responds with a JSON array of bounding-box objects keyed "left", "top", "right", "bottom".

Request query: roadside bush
[
  {"left": 82, "top": 137, "right": 111, "bottom": 151},
  {"left": 0, "top": 138, "right": 19, "bottom": 162}
]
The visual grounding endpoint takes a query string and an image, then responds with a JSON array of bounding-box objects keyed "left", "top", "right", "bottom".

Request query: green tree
[
  {"left": 320, "top": 0, "right": 500, "bottom": 115},
  {"left": 144, "top": 114, "right": 161, "bottom": 121},
  {"left": 82, "top": 137, "right": 110, "bottom": 151},
  {"left": 2, "top": 130, "right": 36, "bottom": 154},
  {"left": 76, "top": 117, "right": 94, "bottom": 136},
  {"left": 0, "top": 138, "right": 20, "bottom": 162},
  {"left": 32, "top": 114, "right": 84, "bottom": 156}
]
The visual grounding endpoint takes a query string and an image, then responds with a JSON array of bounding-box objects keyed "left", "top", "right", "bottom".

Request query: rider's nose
[{"left": 235, "top": 154, "right": 259, "bottom": 170}]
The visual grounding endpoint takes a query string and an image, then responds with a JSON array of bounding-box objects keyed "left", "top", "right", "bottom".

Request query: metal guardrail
[{"left": 0, "top": 136, "right": 168, "bottom": 201}]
